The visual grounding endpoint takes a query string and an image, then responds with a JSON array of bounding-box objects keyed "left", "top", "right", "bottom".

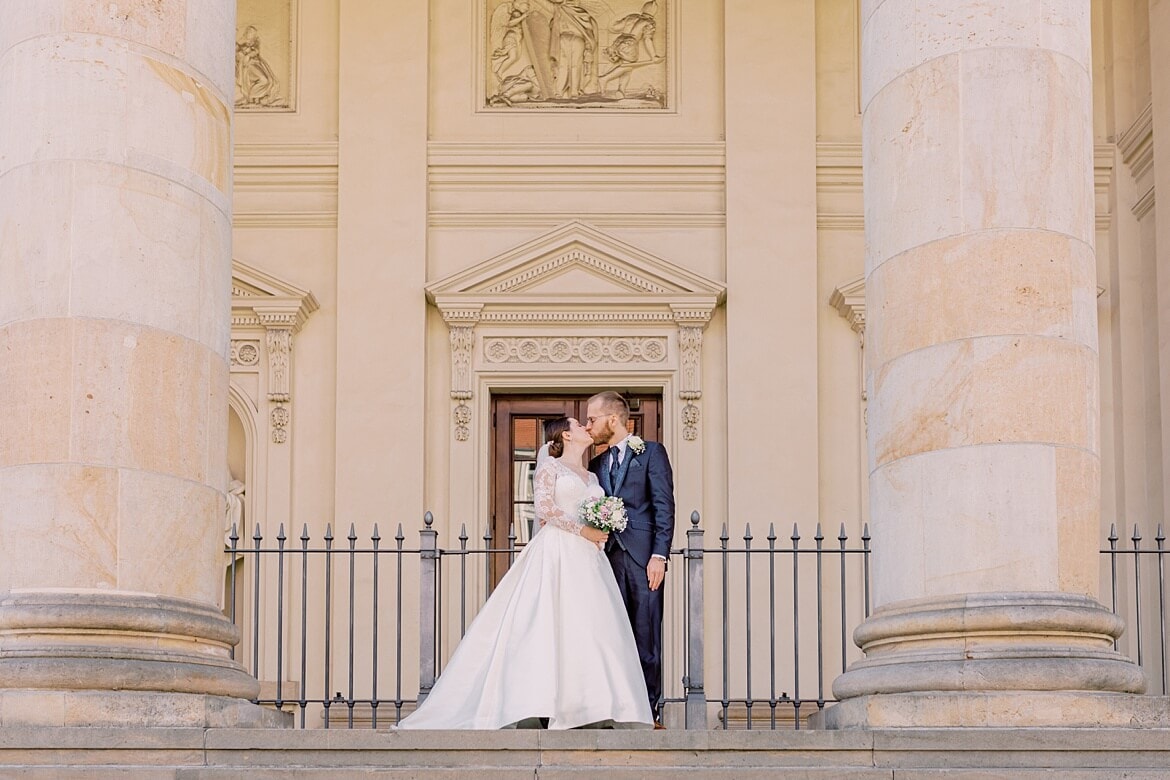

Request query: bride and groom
[{"left": 399, "top": 391, "right": 676, "bottom": 730}]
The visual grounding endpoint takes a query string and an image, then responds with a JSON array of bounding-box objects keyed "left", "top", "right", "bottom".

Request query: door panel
[{"left": 489, "top": 394, "right": 662, "bottom": 587}]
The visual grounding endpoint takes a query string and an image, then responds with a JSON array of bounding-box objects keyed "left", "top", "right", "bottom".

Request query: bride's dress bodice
[{"left": 534, "top": 458, "right": 603, "bottom": 532}]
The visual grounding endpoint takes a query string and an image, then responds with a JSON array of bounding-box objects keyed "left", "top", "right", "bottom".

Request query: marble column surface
[
  {"left": 0, "top": 2, "right": 269, "bottom": 725},
  {"left": 828, "top": 0, "right": 1145, "bottom": 719}
]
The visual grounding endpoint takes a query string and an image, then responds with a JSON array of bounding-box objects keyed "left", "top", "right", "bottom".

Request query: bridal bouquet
[{"left": 579, "top": 495, "right": 628, "bottom": 533}]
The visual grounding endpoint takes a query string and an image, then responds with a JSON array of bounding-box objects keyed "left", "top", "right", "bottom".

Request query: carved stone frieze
[
  {"left": 484, "top": 0, "right": 669, "bottom": 110},
  {"left": 483, "top": 336, "right": 667, "bottom": 365}
]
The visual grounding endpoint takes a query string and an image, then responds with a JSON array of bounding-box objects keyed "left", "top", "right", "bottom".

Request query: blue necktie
[{"left": 609, "top": 448, "right": 621, "bottom": 483}]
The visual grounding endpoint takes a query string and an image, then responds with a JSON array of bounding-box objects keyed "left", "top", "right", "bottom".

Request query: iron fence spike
[
  {"left": 371, "top": 523, "right": 380, "bottom": 542},
  {"left": 1108, "top": 523, "right": 1118, "bottom": 542},
  {"left": 743, "top": 523, "right": 753, "bottom": 540},
  {"left": 277, "top": 523, "right": 286, "bottom": 541},
  {"left": 767, "top": 522, "right": 777, "bottom": 541},
  {"left": 253, "top": 523, "right": 263, "bottom": 540},
  {"left": 838, "top": 522, "right": 848, "bottom": 541},
  {"left": 348, "top": 523, "right": 358, "bottom": 542},
  {"left": 300, "top": 523, "right": 310, "bottom": 542},
  {"left": 324, "top": 523, "right": 333, "bottom": 541},
  {"left": 791, "top": 523, "right": 800, "bottom": 541},
  {"left": 395, "top": 523, "right": 405, "bottom": 542}
]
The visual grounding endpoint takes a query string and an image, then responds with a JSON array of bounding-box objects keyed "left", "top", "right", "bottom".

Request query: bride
[{"left": 397, "top": 417, "right": 653, "bottom": 730}]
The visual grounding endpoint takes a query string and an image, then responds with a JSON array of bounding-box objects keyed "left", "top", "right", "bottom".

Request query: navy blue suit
[{"left": 589, "top": 440, "right": 675, "bottom": 719}]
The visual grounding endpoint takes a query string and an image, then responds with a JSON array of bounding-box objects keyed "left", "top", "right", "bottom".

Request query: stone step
[{"left": 0, "top": 728, "right": 1167, "bottom": 778}]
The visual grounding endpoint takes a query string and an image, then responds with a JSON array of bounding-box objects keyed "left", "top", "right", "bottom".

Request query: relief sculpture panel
[
  {"left": 235, "top": 0, "right": 297, "bottom": 111},
  {"left": 485, "top": 0, "right": 668, "bottom": 109}
]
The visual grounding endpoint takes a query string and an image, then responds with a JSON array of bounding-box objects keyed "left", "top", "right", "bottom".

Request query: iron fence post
[
  {"left": 684, "top": 511, "right": 707, "bottom": 729},
  {"left": 418, "top": 511, "right": 438, "bottom": 704}
]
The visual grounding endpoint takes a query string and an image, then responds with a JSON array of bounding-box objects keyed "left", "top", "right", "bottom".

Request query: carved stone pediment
[
  {"left": 426, "top": 221, "right": 724, "bottom": 321},
  {"left": 232, "top": 259, "right": 319, "bottom": 330},
  {"left": 231, "top": 259, "right": 318, "bottom": 443},
  {"left": 428, "top": 223, "right": 724, "bottom": 443}
]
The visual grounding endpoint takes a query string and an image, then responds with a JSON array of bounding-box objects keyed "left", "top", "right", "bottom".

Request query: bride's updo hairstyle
[{"left": 543, "top": 417, "right": 572, "bottom": 458}]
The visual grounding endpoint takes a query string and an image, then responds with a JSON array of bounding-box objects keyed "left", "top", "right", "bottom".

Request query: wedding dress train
[{"left": 397, "top": 457, "right": 653, "bottom": 730}]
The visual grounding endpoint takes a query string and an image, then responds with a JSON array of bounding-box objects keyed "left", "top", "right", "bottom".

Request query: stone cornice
[
  {"left": 231, "top": 260, "right": 319, "bottom": 333},
  {"left": 1118, "top": 101, "right": 1154, "bottom": 181},
  {"left": 427, "top": 141, "right": 725, "bottom": 167},
  {"left": 233, "top": 142, "right": 338, "bottom": 193},
  {"left": 830, "top": 275, "right": 867, "bottom": 333}
]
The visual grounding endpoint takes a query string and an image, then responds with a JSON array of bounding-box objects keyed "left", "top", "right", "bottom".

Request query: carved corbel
[
  {"left": 441, "top": 307, "right": 483, "bottom": 442},
  {"left": 672, "top": 307, "right": 714, "bottom": 442},
  {"left": 257, "top": 307, "right": 303, "bottom": 444}
]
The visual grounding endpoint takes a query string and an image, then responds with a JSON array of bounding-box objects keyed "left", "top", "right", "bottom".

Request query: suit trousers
[{"left": 607, "top": 546, "right": 663, "bottom": 719}]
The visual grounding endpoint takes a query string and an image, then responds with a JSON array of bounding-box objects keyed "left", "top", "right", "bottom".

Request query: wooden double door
[{"left": 489, "top": 393, "right": 663, "bottom": 586}]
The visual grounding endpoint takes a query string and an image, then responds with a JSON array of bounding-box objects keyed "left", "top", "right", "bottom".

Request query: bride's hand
[{"left": 580, "top": 525, "right": 608, "bottom": 548}]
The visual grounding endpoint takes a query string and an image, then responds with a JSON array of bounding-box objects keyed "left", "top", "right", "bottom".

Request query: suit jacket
[{"left": 589, "top": 440, "right": 675, "bottom": 567}]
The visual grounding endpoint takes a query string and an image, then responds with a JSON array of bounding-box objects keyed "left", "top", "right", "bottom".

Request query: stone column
[
  {"left": 0, "top": 3, "right": 275, "bottom": 726},
  {"left": 824, "top": 1, "right": 1146, "bottom": 727}
]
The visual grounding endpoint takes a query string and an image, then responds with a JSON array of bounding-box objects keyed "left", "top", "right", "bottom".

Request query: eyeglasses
[{"left": 585, "top": 415, "right": 612, "bottom": 425}]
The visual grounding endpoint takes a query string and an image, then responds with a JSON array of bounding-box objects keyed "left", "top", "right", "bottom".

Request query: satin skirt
[{"left": 397, "top": 525, "right": 653, "bottom": 730}]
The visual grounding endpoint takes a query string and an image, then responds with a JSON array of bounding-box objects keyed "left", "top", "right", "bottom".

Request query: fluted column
[
  {"left": 0, "top": 3, "right": 273, "bottom": 726},
  {"left": 826, "top": 1, "right": 1145, "bottom": 726}
]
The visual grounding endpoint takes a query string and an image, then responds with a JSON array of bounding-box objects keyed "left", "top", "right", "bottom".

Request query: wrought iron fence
[
  {"left": 226, "top": 515, "right": 1164, "bottom": 730},
  {"left": 1102, "top": 523, "right": 1169, "bottom": 696}
]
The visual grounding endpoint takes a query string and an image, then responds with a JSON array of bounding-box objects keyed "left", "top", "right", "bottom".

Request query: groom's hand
[{"left": 646, "top": 557, "right": 666, "bottom": 591}]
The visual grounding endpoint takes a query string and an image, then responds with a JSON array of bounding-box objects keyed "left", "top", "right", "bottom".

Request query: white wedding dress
[{"left": 397, "top": 457, "right": 653, "bottom": 730}]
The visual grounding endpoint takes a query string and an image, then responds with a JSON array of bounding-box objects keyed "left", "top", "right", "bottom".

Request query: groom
[{"left": 585, "top": 391, "right": 675, "bottom": 728}]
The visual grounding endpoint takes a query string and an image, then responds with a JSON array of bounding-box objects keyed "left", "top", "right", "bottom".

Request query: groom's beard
[{"left": 590, "top": 419, "right": 614, "bottom": 446}]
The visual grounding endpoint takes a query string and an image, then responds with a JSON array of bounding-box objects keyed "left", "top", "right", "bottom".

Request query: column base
[
  {"left": 832, "top": 592, "right": 1146, "bottom": 701},
  {"left": 0, "top": 689, "right": 291, "bottom": 728},
  {"left": 810, "top": 691, "right": 1170, "bottom": 729},
  {"left": 0, "top": 590, "right": 271, "bottom": 727}
]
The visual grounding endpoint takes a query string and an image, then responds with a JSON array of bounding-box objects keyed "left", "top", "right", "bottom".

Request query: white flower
[{"left": 627, "top": 435, "right": 645, "bottom": 455}]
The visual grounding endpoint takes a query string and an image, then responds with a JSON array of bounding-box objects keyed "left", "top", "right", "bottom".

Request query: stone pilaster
[
  {"left": 0, "top": 2, "right": 277, "bottom": 726},
  {"left": 824, "top": 0, "right": 1145, "bottom": 726}
]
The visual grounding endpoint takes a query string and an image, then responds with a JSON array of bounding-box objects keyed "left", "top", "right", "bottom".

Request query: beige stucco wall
[{"left": 221, "top": 0, "right": 1170, "bottom": 715}]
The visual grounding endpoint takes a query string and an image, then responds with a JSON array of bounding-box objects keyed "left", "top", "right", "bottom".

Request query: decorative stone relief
[
  {"left": 443, "top": 310, "right": 482, "bottom": 443},
  {"left": 231, "top": 340, "right": 262, "bottom": 368},
  {"left": 673, "top": 308, "right": 710, "bottom": 441},
  {"left": 484, "top": 0, "right": 668, "bottom": 110},
  {"left": 483, "top": 336, "right": 667, "bottom": 364},
  {"left": 265, "top": 328, "right": 292, "bottom": 403},
  {"left": 682, "top": 402, "right": 699, "bottom": 441},
  {"left": 235, "top": 0, "right": 297, "bottom": 111},
  {"left": 270, "top": 405, "right": 290, "bottom": 444}
]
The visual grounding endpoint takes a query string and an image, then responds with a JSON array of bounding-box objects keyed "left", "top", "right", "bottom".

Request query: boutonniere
[{"left": 627, "top": 436, "right": 645, "bottom": 455}]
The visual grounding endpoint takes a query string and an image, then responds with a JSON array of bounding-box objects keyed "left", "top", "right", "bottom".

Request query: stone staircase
[{"left": 1, "top": 728, "right": 1169, "bottom": 778}]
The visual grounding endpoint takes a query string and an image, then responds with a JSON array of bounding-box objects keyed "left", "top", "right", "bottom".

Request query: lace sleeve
[{"left": 533, "top": 460, "right": 584, "bottom": 535}]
